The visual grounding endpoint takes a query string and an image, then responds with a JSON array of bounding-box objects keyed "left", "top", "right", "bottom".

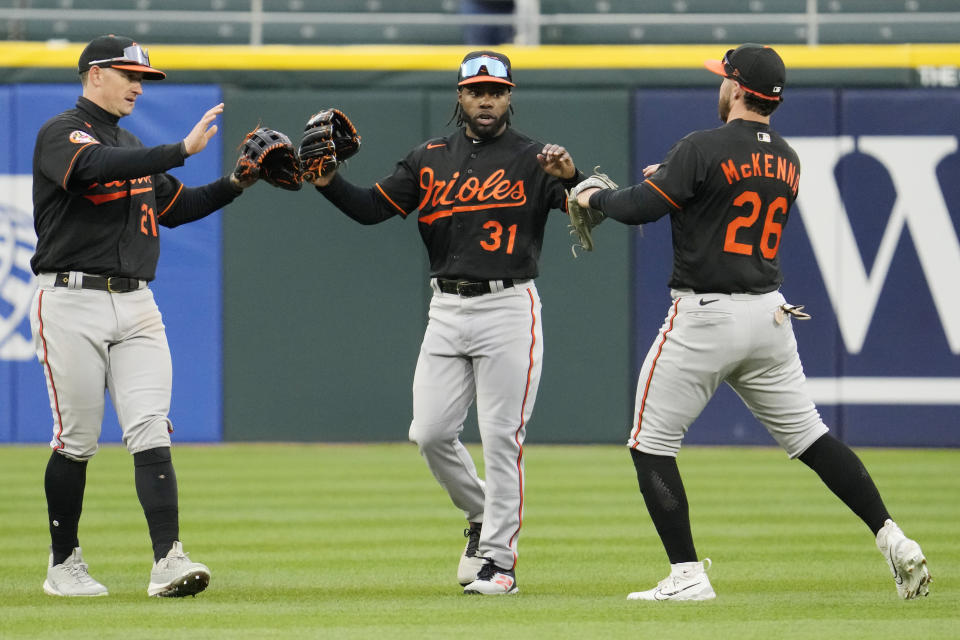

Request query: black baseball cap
[
  {"left": 458, "top": 50, "right": 514, "bottom": 88},
  {"left": 705, "top": 43, "right": 784, "bottom": 101},
  {"left": 78, "top": 35, "right": 166, "bottom": 80}
]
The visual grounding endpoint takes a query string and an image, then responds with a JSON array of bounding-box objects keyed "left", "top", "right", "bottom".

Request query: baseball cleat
[
  {"left": 627, "top": 558, "right": 716, "bottom": 601},
  {"left": 876, "top": 519, "right": 931, "bottom": 599},
  {"left": 147, "top": 541, "right": 210, "bottom": 597},
  {"left": 43, "top": 547, "right": 108, "bottom": 597},
  {"left": 458, "top": 521, "right": 484, "bottom": 586},
  {"left": 463, "top": 558, "right": 518, "bottom": 595}
]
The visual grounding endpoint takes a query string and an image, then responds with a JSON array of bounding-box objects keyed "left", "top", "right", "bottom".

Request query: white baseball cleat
[
  {"left": 458, "top": 522, "right": 484, "bottom": 586},
  {"left": 463, "top": 558, "right": 518, "bottom": 595},
  {"left": 876, "top": 519, "right": 931, "bottom": 599},
  {"left": 627, "top": 558, "right": 716, "bottom": 601},
  {"left": 147, "top": 541, "right": 210, "bottom": 597},
  {"left": 43, "top": 547, "right": 108, "bottom": 597}
]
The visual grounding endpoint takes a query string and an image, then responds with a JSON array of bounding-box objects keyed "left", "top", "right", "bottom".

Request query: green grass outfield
[{"left": 2, "top": 443, "right": 957, "bottom": 639}]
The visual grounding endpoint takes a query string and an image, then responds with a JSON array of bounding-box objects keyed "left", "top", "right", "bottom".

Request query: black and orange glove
[
  {"left": 234, "top": 127, "right": 302, "bottom": 191},
  {"left": 298, "top": 108, "right": 361, "bottom": 182}
]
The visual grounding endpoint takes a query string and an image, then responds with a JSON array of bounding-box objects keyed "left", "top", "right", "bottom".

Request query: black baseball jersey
[
  {"left": 31, "top": 97, "right": 239, "bottom": 281},
  {"left": 593, "top": 118, "right": 801, "bottom": 294},
  {"left": 321, "top": 127, "right": 578, "bottom": 281}
]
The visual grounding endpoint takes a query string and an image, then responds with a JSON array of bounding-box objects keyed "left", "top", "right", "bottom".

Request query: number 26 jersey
[{"left": 645, "top": 118, "right": 801, "bottom": 294}]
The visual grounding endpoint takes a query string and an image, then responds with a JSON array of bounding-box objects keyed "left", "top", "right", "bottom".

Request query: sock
[
  {"left": 133, "top": 447, "right": 180, "bottom": 562},
  {"left": 630, "top": 448, "right": 698, "bottom": 564},
  {"left": 798, "top": 433, "right": 891, "bottom": 535},
  {"left": 45, "top": 451, "right": 88, "bottom": 566}
]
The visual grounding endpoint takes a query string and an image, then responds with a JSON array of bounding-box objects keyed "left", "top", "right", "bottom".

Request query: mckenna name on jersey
[
  {"left": 417, "top": 167, "right": 526, "bottom": 225},
  {"left": 720, "top": 152, "right": 799, "bottom": 195}
]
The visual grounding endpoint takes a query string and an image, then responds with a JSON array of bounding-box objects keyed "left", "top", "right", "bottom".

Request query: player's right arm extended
[
  {"left": 316, "top": 172, "right": 397, "bottom": 224},
  {"left": 589, "top": 181, "right": 675, "bottom": 225}
]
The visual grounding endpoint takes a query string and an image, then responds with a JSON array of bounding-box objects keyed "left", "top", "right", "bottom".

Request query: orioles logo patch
[{"left": 69, "top": 130, "right": 98, "bottom": 144}]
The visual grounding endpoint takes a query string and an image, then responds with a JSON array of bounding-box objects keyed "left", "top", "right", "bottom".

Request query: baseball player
[
  {"left": 30, "top": 35, "right": 257, "bottom": 597},
  {"left": 302, "top": 50, "right": 584, "bottom": 595},
  {"left": 573, "top": 44, "right": 931, "bottom": 601}
]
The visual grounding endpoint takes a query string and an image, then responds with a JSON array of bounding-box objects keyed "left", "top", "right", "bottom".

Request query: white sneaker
[
  {"left": 43, "top": 547, "right": 108, "bottom": 597},
  {"left": 147, "top": 541, "right": 210, "bottom": 597},
  {"left": 627, "top": 558, "right": 716, "bottom": 601},
  {"left": 458, "top": 522, "right": 484, "bottom": 586},
  {"left": 463, "top": 559, "right": 518, "bottom": 595},
  {"left": 876, "top": 519, "right": 931, "bottom": 599}
]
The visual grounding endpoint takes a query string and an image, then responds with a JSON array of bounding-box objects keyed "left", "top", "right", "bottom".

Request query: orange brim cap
[
  {"left": 458, "top": 76, "right": 515, "bottom": 87},
  {"left": 112, "top": 63, "right": 166, "bottom": 80},
  {"left": 704, "top": 59, "right": 726, "bottom": 78}
]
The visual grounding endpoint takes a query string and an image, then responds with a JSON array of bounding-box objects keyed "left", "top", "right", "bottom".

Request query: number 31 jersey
[
  {"left": 646, "top": 118, "right": 801, "bottom": 294},
  {"left": 374, "top": 128, "right": 568, "bottom": 281}
]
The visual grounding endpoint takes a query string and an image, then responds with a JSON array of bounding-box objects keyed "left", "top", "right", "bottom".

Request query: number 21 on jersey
[{"left": 723, "top": 190, "right": 787, "bottom": 259}]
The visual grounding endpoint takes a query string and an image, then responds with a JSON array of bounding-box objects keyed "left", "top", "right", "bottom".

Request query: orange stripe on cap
[
  {"left": 630, "top": 297, "right": 680, "bottom": 445},
  {"left": 737, "top": 83, "right": 782, "bottom": 101},
  {"left": 644, "top": 180, "right": 681, "bottom": 210}
]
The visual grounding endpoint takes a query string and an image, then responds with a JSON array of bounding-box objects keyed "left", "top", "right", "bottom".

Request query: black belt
[
  {"left": 54, "top": 272, "right": 142, "bottom": 293},
  {"left": 436, "top": 278, "right": 527, "bottom": 297}
]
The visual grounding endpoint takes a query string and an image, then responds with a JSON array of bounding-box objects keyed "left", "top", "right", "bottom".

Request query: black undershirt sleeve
[
  {"left": 71, "top": 142, "right": 187, "bottom": 184},
  {"left": 159, "top": 176, "right": 241, "bottom": 228},
  {"left": 316, "top": 172, "right": 398, "bottom": 225},
  {"left": 589, "top": 182, "right": 676, "bottom": 225}
]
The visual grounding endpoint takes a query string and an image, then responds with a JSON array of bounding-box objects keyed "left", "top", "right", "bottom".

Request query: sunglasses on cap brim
[
  {"left": 459, "top": 56, "right": 514, "bottom": 86},
  {"left": 88, "top": 44, "right": 152, "bottom": 68},
  {"left": 717, "top": 48, "right": 782, "bottom": 101}
]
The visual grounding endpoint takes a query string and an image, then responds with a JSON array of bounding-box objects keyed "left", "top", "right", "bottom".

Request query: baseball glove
[
  {"left": 234, "top": 127, "right": 302, "bottom": 191},
  {"left": 298, "top": 108, "right": 361, "bottom": 182},
  {"left": 566, "top": 167, "right": 618, "bottom": 256}
]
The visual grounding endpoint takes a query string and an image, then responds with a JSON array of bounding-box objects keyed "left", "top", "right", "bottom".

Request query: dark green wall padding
[{"left": 221, "top": 86, "right": 634, "bottom": 443}]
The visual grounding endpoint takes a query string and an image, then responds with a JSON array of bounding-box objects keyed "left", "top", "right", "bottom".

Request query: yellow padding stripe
[{"left": 3, "top": 42, "right": 959, "bottom": 71}]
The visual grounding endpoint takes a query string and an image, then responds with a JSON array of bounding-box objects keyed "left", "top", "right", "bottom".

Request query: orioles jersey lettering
[
  {"left": 418, "top": 167, "right": 527, "bottom": 223},
  {"left": 374, "top": 128, "right": 568, "bottom": 280}
]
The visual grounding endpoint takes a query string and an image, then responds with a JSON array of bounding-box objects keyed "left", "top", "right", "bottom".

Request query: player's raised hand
[
  {"left": 183, "top": 103, "right": 224, "bottom": 156},
  {"left": 537, "top": 143, "right": 576, "bottom": 180},
  {"left": 642, "top": 163, "right": 661, "bottom": 178}
]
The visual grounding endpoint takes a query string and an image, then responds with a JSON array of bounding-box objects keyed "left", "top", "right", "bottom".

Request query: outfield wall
[{"left": 0, "top": 44, "right": 957, "bottom": 447}]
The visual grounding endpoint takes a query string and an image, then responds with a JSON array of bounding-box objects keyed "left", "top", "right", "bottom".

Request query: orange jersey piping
[
  {"left": 157, "top": 182, "right": 184, "bottom": 218},
  {"left": 630, "top": 297, "right": 680, "bottom": 446},
  {"left": 375, "top": 183, "right": 408, "bottom": 217},
  {"left": 644, "top": 180, "right": 681, "bottom": 210}
]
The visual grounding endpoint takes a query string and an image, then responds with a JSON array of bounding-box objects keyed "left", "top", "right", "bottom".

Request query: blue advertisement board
[
  {"left": 0, "top": 83, "right": 223, "bottom": 444},
  {"left": 632, "top": 88, "right": 960, "bottom": 448}
]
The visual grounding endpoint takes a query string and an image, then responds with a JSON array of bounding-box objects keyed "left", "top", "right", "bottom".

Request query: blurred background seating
[{"left": 0, "top": 0, "right": 957, "bottom": 45}]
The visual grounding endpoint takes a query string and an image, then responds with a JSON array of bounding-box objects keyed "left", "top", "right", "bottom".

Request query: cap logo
[{"left": 773, "top": 86, "right": 782, "bottom": 93}]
